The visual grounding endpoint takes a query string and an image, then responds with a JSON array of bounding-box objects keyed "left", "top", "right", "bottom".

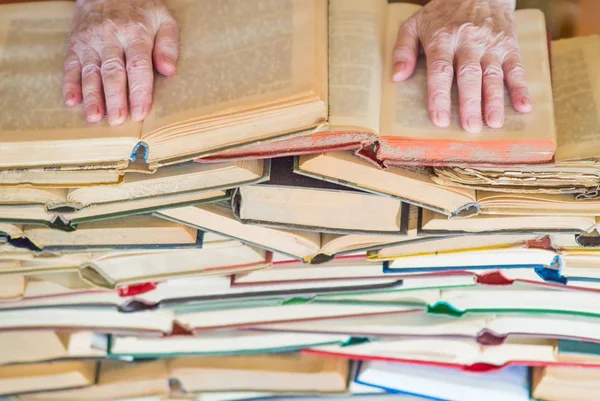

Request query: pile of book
[{"left": 1, "top": 0, "right": 600, "bottom": 400}]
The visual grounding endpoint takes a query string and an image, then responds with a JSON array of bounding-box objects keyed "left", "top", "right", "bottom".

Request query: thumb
[
  {"left": 392, "top": 15, "right": 420, "bottom": 82},
  {"left": 153, "top": 15, "right": 180, "bottom": 77}
]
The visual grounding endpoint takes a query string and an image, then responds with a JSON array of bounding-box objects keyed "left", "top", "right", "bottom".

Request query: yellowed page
[
  {"left": 432, "top": 165, "right": 600, "bottom": 194},
  {"left": 22, "top": 360, "right": 170, "bottom": 401},
  {"left": 143, "top": 0, "right": 324, "bottom": 136},
  {"left": 85, "top": 242, "right": 265, "bottom": 287},
  {"left": 380, "top": 7, "right": 555, "bottom": 142},
  {"left": 477, "top": 191, "right": 600, "bottom": 216},
  {"left": 477, "top": 191, "right": 575, "bottom": 204},
  {"left": 553, "top": 36, "right": 600, "bottom": 162},
  {"left": 298, "top": 151, "right": 476, "bottom": 215},
  {"left": 157, "top": 204, "right": 321, "bottom": 260},
  {"left": 0, "top": 3, "right": 141, "bottom": 164},
  {"left": 0, "top": 187, "right": 67, "bottom": 205},
  {"left": 328, "top": 0, "right": 387, "bottom": 132},
  {"left": 320, "top": 232, "right": 409, "bottom": 255},
  {"left": 0, "top": 223, "right": 22, "bottom": 238},
  {"left": 67, "top": 160, "right": 261, "bottom": 207},
  {"left": 170, "top": 354, "right": 347, "bottom": 393},
  {"left": 0, "top": 331, "right": 67, "bottom": 365},
  {"left": 0, "top": 360, "right": 96, "bottom": 396},
  {"left": 0, "top": 274, "right": 25, "bottom": 300},
  {"left": 64, "top": 189, "right": 226, "bottom": 222}
]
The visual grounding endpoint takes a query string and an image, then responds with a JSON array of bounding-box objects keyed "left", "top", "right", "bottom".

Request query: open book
[
  {"left": 368, "top": 233, "right": 551, "bottom": 262},
  {"left": 0, "top": 215, "right": 201, "bottom": 251},
  {"left": 0, "top": 160, "right": 267, "bottom": 229},
  {"left": 256, "top": 311, "right": 600, "bottom": 346},
  {"left": 432, "top": 35, "right": 600, "bottom": 193},
  {"left": 0, "top": 269, "right": 408, "bottom": 313},
  {"left": 292, "top": 34, "right": 599, "bottom": 217},
  {"left": 1, "top": 0, "right": 554, "bottom": 176},
  {"left": 107, "top": 331, "right": 348, "bottom": 359},
  {"left": 0, "top": 234, "right": 272, "bottom": 289},
  {"left": 308, "top": 336, "right": 565, "bottom": 370},
  {"left": 203, "top": 0, "right": 555, "bottom": 165},
  {"left": 419, "top": 208, "right": 600, "bottom": 239},
  {"left": 0, "top": 0, "right": 327, "bottom": 171},
  {"left": 309, "top": 285, "right": 600, "bottom": 330},
  {"left": 0, "top": 160, "right": 264, "bottom": 211},
  {"left": 155, "top": 203, "right": 411, "bottom": 263},
  {"left": 296, "top": 151, "right": 600, "bottom": 218}
]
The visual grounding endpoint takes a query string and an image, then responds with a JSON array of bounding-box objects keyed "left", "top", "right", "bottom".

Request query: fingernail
[
  {"left": 466, "top": 115, "right": 482, "bottom": 133},
  {"left": 86, "top": 105, "right": 100, "bottom": 121},
  {"left": 392, "top": 62, "right": 406, "bottom": 80},
  {"left": 521, "top": 96, "right": 532, "bottom": 111},
  {"left": 161, "top": 55, "right": 176, "bottom": 74},
  {"left": 108, "top": 108, "right": 124, "bottom": 126},
  {"left": 65, "top": 91, "right": 74, "bottom": 105},
  {"left": 488, "top": 110, "right": 504, "bottom": 128},
  {"left": 436, "top": 110, "right": 451, "bottom": 127},
  {"left": 132, "top": 105, "right": 146, "bottom": 121}
]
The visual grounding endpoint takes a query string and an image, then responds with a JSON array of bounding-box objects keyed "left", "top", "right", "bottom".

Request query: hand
[
  {"left": 392, "top": 0, "right": 531, "bottom": 134},
  {"left": 63, "top": 0, "right": 179, "bottom": 125}
]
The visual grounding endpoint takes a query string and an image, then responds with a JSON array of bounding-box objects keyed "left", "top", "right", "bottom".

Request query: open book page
[
  {"left": 553, "top": 36, "right": 600, "bottom": 162},
  {"left": 0, "top": 3, "right": 140, "bottom": 145},
  {"left": 142, "top": 0, "right": 325, "bottom": 136},
  {"left": 379, "top": 6, "right": 555, "bottom": 143},
  {"left": 328, "top": 0, "right": 387, "bottom": 133}
]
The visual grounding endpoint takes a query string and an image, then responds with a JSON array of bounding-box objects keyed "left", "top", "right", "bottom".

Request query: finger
[
  {"left": 63, "top": 49, "right": 82, "bottom": 107},
  {"left": 100, "top": 43, "right": 127, "bottom": 126},
  {"left": 455, "top": 47, "right": 483, "bottom": 134},
  {"left": 80, "top": 50, "right": 104, "bottom": 123},
  {"left": 425, "top": 44, "right": 454, "bottom": 128},
  {"left": 392, "top": 14, "right": 420, "bottom": 82},
  {"left": 153, "top": 15, "right": 179, "bottom": 77},
  {"left": 481, "top": 53, "right": 505, "bottom": 129},
  {"left": 503, "top": 49, "right": 532, "bottom": 113},
  {"left": 125, "top": 39, "right": 154, "bottom": 121}
]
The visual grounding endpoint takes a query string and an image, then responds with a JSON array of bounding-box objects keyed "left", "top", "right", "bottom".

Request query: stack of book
[{"left": 1, "top": 0, "right": 600, "bottom": 400}]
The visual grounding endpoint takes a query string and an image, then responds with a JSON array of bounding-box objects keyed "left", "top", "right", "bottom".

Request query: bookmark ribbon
[{"left": 118, "top": 282, "right": 158, "bottom": 297}]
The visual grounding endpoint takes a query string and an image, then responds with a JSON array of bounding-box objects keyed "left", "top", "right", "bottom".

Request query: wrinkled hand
[
  {"left": 392, "top": 0, "right": 531, "bottom": 133},
  {"left": 63, "top": 0, "right": 179, "bottom": 125}
]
